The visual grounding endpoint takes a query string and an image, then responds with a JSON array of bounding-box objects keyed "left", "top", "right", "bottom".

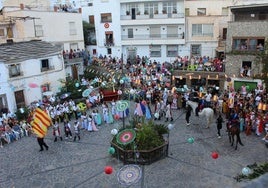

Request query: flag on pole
[{"left": 31, "top": 107, "right": 52, "bottom": 138}]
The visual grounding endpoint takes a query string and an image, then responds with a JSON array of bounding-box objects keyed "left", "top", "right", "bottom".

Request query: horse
[
  {"left": 186, "top": 100, "right": 199, "bottom": 116},
  {"left": 227, "top": 120, "right": 244, "bottom": 150},
  {"left": 198, "top": 108, "right": 214, "bottom": 128},
  {"left": 186, "top": 100, "right": 214, "bottom": 128}
]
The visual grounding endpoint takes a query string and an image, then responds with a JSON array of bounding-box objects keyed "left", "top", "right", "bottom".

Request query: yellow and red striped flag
[
  {"left": 31, "top": 118, "right": 47, "bottom": 138},
  {"left": 31, "top": 107, "right": 52, "bottom": 138}
]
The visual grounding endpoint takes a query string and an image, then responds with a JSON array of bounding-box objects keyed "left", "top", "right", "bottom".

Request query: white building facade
[
  {"left": 80, "top": 0, "right": 185, "bottom": 63},
  {"left": 0, "top": 41, "right": 65, "bottom": 113}
]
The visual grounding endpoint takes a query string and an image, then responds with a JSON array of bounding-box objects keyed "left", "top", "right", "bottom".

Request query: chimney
[
  {"left": 79, "top": 8, "right": 82, "bottom": 13},
  {"left": 54, "top": 6, "right": 58, "bottom": 12},
  {"left": 20, "top": 3, "right": 24, "bottom": 10}
]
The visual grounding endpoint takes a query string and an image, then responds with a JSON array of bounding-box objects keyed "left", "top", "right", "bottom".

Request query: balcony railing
[
  {"left": 232, "top": 44, "right": 265, "bottom": 52},
  {"left": 41, "top": 66, "right": 55, "bottom": 72},
  {"left": 122, "top": 33, "right": 184, "bottom": 40},
  {"left": 121, "top": 13, "right": 184, "bottom": 20},
  {"left": 9, "top": 71, "right": 23, "bottom": 78}
]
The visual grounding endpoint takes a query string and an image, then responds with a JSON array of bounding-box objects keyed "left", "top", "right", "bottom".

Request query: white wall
[{"left": 0, "top": 54, "right": 66, "bottom": 112}]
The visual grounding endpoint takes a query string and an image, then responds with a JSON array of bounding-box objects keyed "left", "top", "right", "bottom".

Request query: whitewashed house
[
  {"left": 0, "top": 40, "right": 65, "bottom": 113},
  {"left": 0, "top": 0, "right": 85, "bottom": 80}
]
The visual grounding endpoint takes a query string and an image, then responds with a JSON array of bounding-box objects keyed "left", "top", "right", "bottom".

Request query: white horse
[
  {"left": 186, "top": 100, "right": 199, "bottom": 116},
  {"left": 186, "top": 100, "right": 214, "bottom": 128},
  {"left": 198, "top": 108, "right": 214, "bottom": 128}
]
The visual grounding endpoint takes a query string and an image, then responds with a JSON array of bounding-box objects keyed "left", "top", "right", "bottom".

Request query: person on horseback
[{"left": 227, "top": 110, "right": 239, "bottom": 130}]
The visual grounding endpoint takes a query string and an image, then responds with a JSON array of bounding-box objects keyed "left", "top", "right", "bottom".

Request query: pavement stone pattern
[{"left": 0, "top": 101, "right": 267, "bottom": 188}]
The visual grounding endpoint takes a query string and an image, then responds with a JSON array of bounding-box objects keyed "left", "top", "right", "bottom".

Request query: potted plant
[
  {"left": 144, "top": 10, "right": 149, "bottom": 15},
  {"left": 126, "top": 10, "right": 130, "bottom": 15},
  {"left": 154, "top": 10, "right": 158, "bottom": 14},
  {"left": 110, "top": 117, "right": 169, "bottom": 164},
  {"left": 137, "top": 11, "right": 140, "bottom": 15},
  {"left": 162, "top": 9, "right": 167, "bottom": 14},
  {"left": 173, "top": 9, "right": 177, "bottom": 14}
]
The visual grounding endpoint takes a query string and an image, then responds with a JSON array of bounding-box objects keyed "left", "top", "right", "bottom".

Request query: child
[
  {"left": 73, "top": 121, "right": 80, "bottom": 141},
  {"left": 216, "top": 114, "right": 224, "bottom": 138},
  {"left": 81, "top": 112, "right": 88, "bottom": 130},
  {"left": 94, "top": 109, "right": 102, "bottom": 126},
  {"left": 53, "top": 120, "right": 63, "bottom": 142},
  {"left": 63, "top": 119, "right": 72, "bottom": 139}
]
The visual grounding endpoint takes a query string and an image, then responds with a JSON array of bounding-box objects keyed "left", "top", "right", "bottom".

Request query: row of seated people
[{"left": 0, "top": 119, "right": 31, "bottom": 147}]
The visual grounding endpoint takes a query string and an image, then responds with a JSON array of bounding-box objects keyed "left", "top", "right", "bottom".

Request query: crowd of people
[
  {"left": 0, "top": 115, "right": 31, "bottom": 148},
  {"left": 1, "top": 53, "right": 268, "bottom": 149}
]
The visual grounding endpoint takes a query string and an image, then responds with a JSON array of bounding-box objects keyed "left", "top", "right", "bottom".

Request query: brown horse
[{"left": 227, "top": 120, "right": 244, "bottom": 150}]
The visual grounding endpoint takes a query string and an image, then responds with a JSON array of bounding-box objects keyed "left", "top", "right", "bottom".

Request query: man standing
[
  {"left": 37, "top": 137, "right": 49, "bottom": 152},
  {"left": 185, "top": 105, "right": 192, "bottom": 126}
]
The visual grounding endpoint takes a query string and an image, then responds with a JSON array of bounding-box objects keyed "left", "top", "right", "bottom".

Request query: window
[
  {"left": 128, "top": 28, "right": 133, "bottom": 38},
  {"left": 107, "top": 48, "right": 112, "bottom": 55},
  {"left": 241, "top": 61, "right": 252, "bottom": 77},
  {"left": 191, "top": 44, "right": 201, "bottom": 56},
  {"left": 105, "top": 31, "right": 114, "bottom": 46},
  {"left": 150, "top": 26, "right": 160, "bottom": 38},
  {"left": 8, "top": 64, "right": 22, "bottom": 77},
  {"left": 89, "top": 15, "right": 94, "bottom": 24},
  {"left": 232, "top": 38, "right": 265, "bottom": 51},
  {"left": 69, "top": 22, "right": 77, "bottom": 35},
  {"left": 35, "top": 25, "right": 43, "bottom": 37},
  {"left": 101, "top": 13, "right": 112, "bottom": 23},
  {"left": 7, "top": 27, "right": 13, "bottom": 38},
  {"left": 41, "top": 83, "right": 50, "bottom": 93},
  {"left": 185, "top": 8, "right": 189, "bottom": 16},
  {"left": 167, "top": 26, "right": 178, "bottom": 38},
  {"left": 41, "top": 59, "right": 50, "bottom": 72},
  {"left": 167, "top": 45, "right": 178, "bottom": 57},
  {"left": 14, "top": 90, "right": 25, "bottom": 108},
  {"left": 163, "top": 1, "right": 176, "bottom": 15},
  {"left": 222, "top": 7, "right": 228, "bottom": 16},
  {"left": 144, "top": 2, "right": 158, "bottom": 17},
  {"left": 197, "top": 8, "right": 206, "bottom": 16},
  {"left": 0, "top": 29, "right": 4, "bottom": 36},
  {"left": 150, "top": 45, "right": 161, "bottom": 57},
  {"left": 222, "top": 28, "right": 227, "bottom": 40},
  {"left": 192, "top": 24, "right": 213, "bottom": 37}
]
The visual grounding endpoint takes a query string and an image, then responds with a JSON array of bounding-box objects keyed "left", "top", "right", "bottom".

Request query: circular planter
[{"left": 110, "top": 141, "right": 168, "bottom": 165}]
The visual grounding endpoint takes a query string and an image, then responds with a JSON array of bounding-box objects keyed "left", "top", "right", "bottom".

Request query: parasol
[
  {"left": 82, "top": 88, "right": 93, "bottom": 97},
  {"left": 60, "top": 92, "right": 71, "bottom": 99},
  {"left": 116, "top": 129, "right": 136, "bottom": 145}
]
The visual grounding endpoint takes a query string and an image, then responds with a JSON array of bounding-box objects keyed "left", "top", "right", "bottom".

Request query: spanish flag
[{"left": 31, "top": 108, "right": 52, "bottom": 138}]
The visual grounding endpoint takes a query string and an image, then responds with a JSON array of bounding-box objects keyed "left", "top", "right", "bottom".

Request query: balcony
[
  {"left": 123, "top": 33, "right": 184, "bottom": 41},
  {"left": 104, "top": 40, "right": 114, "bottom": 47},
  {"left": 9, "top": 71, "right": 24, "bottom": 78},
  {"left": 41, "top": 66, "right": 55, "bottom": 72},
  {"left": 121, "top": 33, "right": 185, "bottom": 45},
  {"left": 121, "top": 12, "right": 184, "bottom": 20}
]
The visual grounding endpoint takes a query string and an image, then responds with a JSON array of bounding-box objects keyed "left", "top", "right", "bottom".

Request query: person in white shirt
[{"left": 205, "top": 92, "right": 212, "bottom": 107}]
